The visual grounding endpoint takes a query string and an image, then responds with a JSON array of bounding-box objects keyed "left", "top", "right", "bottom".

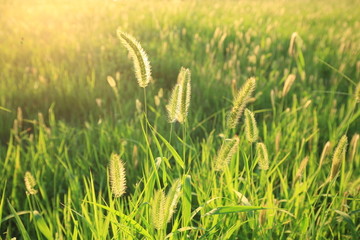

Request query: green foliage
[{"left": 0, "top": 0, "right": 359, "bottom": 239}]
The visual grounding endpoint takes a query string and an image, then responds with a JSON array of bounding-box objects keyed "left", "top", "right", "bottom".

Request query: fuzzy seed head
[
  {"left": 107, "top": 76, "right": 117, "bottom": 88},
  {"left": 319, "top": 141, "right": 331, "bottom": 168},
  {"left": 256, "top": 142, "right": 269, "bottom": 170},
  {"left": 158, "top": 88, "right": 164, "bottom": 98},
  {"left": 244, "top": 108, "right": 259, "bottom": 143},
  {"left": 166, "top": 84, "right": 182, "bottom": 123},
  {"left": 295, "top": 156, "right": 309, "bottom": 182},
  {"left": 164, "top": 179, "right": 182, "bottom": 223},
  {"left": 259, "top": 209, "right": 267, "bottom": 226},
  {"left": 355, "top": 82, "right": 360, "bottom": 103},
  {"left": 109, "top": 153, "right": 126, "bottom": 198},
  {"left": 227, "top": 77, "right": 256, "bottom": 129},
  {"left": 115, "top": 71, "right": 121, "bottom": 81},
  {"left": 117, "top": 29, "right": 151, "bottom": 88},
  {"left": 349, "top": 133, "right": 359, "bottom": 164},
  {"left": 154, "top": 95, "right": 160, "bottom": 106},
  {"left": 24, "top": 171, "right": 38, "bottom": 195},
  {"left": 135, "top": 99, "right": 142, "bottom": 114},
  {"left": 214, "top": 136, "right": 240, "bottom": 171},
  {"left": 288, "top": 32, "right": 297, "bottom": 56},
  {"left": 177, "top": 67, "right": 191, "bottom": 123},
  {"left": 330, "top": 135, "right": 348, "bottom": 181},
  {"left": 151, "top": 190, "right": 166, "bottom": 230},
  {"left": 282, "top": 74, "right": 296, "bottom": 97}
]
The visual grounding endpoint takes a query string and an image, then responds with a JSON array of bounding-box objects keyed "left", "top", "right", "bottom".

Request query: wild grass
[{"left": 0, "top": 0, "right": 359, "bottom": 239}]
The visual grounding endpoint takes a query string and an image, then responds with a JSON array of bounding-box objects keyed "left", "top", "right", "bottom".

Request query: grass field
[{"left": 0, "top": 0, "right": 360, "bottom": 239}]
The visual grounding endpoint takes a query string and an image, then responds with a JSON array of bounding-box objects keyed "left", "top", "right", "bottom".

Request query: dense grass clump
[{"left": 0, "top": 0, "right": 359, "bottom": 239}]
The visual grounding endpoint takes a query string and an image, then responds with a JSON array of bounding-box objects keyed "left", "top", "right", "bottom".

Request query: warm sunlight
[{"left": 1, "top": 0, "right": 359, "bottom": 239}]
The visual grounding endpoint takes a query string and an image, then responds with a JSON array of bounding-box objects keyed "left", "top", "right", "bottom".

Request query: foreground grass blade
[
  {"left": 182, "top": 175, "right": 192, "bottom": 227},
  {"left": 85, "top": 201, "right": 154, "bottom": 240},
  {"left": 150, "top": 126, "right": 185, "bottom": 169},
  {"left": 0, "top": 182, "right": 6, "bottom": 229},
  {"left": 204, "top": 205, "right": 266, "bottom": 216},
  {"left": 8, "top": 201, "right": 31, "bottom": 240},
  {"left": 0, "top": 106, "right": 11, "bottom": 112},
  {"left": 33, "top": 211, "right": 54, "bottom": 240}
]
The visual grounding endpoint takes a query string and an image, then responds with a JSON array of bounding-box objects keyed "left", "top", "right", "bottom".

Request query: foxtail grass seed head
[
  {"left": 151, "top": 190, "right": 166, "bottom": 230},
  {"left": 12, "top": 119, "right": 18, "bottom": 136},
  {"left": 259, "top": 208, "right": 267, "bottom": 226},
  {"left": 349, "top": 134, "right": 359, "bottom": 164},
  {"left": 164, "top": 179, "right": 181, "bottom": 223},
  {"left": 154, "top": 95, "right": 160, "bottom": 107},
  {"left": 256, "top": 142, "right": 269, "bottom": 170},
  {"left": 233, "top": 190, "right": 251, "bottom": 206},
  {"left": 117, "top": 29, "right": 151, "bottom": 88},
  {"left": 319, "top": 141, "right": 331, "bottom": 168},
  {"left": 24, "top": 171, "right": 38, "bottom": 195},
  {"left": 227, "top": 77, "right": 256, "bottom": 129},
  {"left": 244, "top": 108, "right": 259, "bottom": 143},
  {"left": 295, "top": 156, "right": 309, "bottom": 182},
  {"left": 214, "top": 136, "right": 240, "bottom": 171},
  {"left": 329, "top": 135, "right": 348, "bottom": 181},
  {"left": 109, "top": 153, "right": 126, "bottom": 198},
  {"left": 177, "top": 67, "right": 191, "bottom": 123},
  {"left": 355, "top": 82, "right": 360, "bottom": 103},
  {"left": 288, "top": 32, "right": 297, "bottom": 56},
  {"left": 304, "top": 100, "right": 312, "bottom": 108},
  {"left": 107, "top": 76, "right": 117, "bottom": 88},
  {"left": 115, "top": 71, "right": 121, "bottom": 81},
  {"left": 135, "top": 99, "right": 142, "bottom": 114},
  {"left": 132, "top": 145, "right": 139, "bottom": 169},
  {"left": 282, "top": 74, "right": 296, "bottom": 97},
  {"left": 166, "top": 84, "right": 182, "bottom": 123},
  {"left": 158, "top": 88, "right": 164, "bottom": 98}
]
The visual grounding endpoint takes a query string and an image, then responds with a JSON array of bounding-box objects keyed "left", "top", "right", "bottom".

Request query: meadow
[{"left": 0, "top": 0, "right": 359, "bottom": 239}]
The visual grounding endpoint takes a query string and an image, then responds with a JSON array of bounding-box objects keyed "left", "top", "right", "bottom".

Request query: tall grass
[{"left": 0, "top": 0, "right": 359, "bottom": 239}]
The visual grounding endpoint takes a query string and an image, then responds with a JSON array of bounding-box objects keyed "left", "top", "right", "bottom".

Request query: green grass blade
[
  {"left": 33, "top": 211, "right": 54, "bottom": 240},
  {"left": 85, "top": 201, "right": 154, "bottom": 240},
  {"left": 204, "top": 205, "right": 266, "bottom": 216},
  {"left": 182, "top": 175, "right": 192, "bottom": 227},
  {"left": 7, "top": 201, "right": 31, "bottom": 240},
  {"left": 150, "top": 126, "right": 185, "bottom": 169}
]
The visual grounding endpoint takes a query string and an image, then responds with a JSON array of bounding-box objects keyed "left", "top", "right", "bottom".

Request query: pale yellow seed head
[
  {"left": 177, "top": 67, "right": 191, "bottom": 124},
  {"left": 288, "top": 32, "right": 298, "bottom": 56},
  {"left": 244, "top": 108, "right": 259, "bottom": 143},
  {"left": 107, "top": 76, "right": 117, "bottom": 88},
  {"left": 319, "top": 141, "right": 331, "bottom": 168},
  {"left": 109, "top": 153, "right": 126, "bottom": 198},
  {"left": 227, "top": 77, "right": 256, "bottom": 129},
  {"left": 349, "top": 133, "right": 359, "bottom": 164},
  {"left": 135, "top": 99, "right": 142, "bottom": 114},
  {"left": 256, "top": 142, "right": 269, "bottom": 170},
  {"left": 355, "top": 82, "right": 360, "bottom": 103},
  {"left": 154, "top": 95, "right": 161, "bottom": 107},
  {"left": 329, "top": 135, "right": 348, "bottom": 181},
  {"left": 117, "top": 29, "right": 151, "bottom": 88},
  {"left": 214, "top": 136, "right": 240, "bottom": 171},
  {"left": 132, "top": 145, "right": 139, "bottom": 169},
  {"left": 24, "top": 171, "right": 38, "bottom": 195},
  {"left": 164, "top": 179, "right": 181, "bottom": 223},
  {"left": 282, "top": 74, "right": 296, "bottom": 97},
  {"left": 158, "top": 88, "right": 164, "bottom": 98},
  {"left": 115, "top": 71, "right": 121, "bottom": 81},
  {"left": 166, "top": 84, "right": 182, "bottom": 123},
  {"left": 151, "top": 190, "right": 166, "bottom": 230},
  {"left": 295, "top": 156, "right": 309, "bottom": 182}
]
